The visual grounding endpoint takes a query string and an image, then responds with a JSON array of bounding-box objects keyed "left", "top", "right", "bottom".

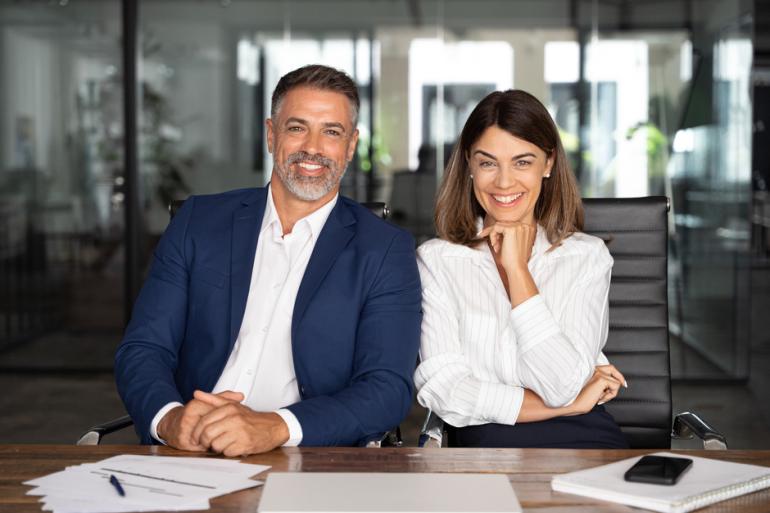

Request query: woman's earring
[
  {"left": 544, "top": 173, "right": 551, "bottom": 178},
  {"left": 470, "top": 174, "right": 474, "bottom": 179}
]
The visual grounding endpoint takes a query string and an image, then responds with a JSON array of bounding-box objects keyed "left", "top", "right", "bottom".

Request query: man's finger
[
  {"left": 217, "top": 390, "right": 245, "bottom": 402},
  {"left": 208, "top": 430, "right": 237, "bottom": 455},
  {"left": 193, "top": 390, "right": 236, "bottom": 407},
  {"left": 191, "top": 404, "right": 237, "bottom": 444},
  {"left": 198, "top": 417, "right": 232, "bottom": 448}
]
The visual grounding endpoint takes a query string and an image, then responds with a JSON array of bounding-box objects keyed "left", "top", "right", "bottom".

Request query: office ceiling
[{"left": 0, "top": 0, "right": 748, "bottom": 32}]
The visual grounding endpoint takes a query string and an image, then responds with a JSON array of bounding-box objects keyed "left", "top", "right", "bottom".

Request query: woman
[{"left": 414, "top": 89, "right": 628, "bottom": 448}]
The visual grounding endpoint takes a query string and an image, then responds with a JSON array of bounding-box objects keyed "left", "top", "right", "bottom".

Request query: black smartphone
[{"left": 624, "top": 455, "right": 693, "bottom": 485}]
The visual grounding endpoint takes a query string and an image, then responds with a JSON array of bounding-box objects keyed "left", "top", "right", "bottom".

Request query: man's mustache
[{"left": 286, "top": 152, "right": 335, "bottom": 169}]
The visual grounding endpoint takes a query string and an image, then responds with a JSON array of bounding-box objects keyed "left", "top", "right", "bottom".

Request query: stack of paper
[{"left": 24, "top": 454, "right": 269, "bottom": 513}]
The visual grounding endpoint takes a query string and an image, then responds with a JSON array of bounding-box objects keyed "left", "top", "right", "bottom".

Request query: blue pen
[{"left": 109, "top": 474, "right": 126, "bottom": 497}]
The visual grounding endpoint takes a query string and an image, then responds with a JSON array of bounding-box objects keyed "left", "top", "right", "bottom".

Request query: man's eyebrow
[
  {"left": 284, "top": 117, "right": 347, "bottom": 134},
  {"left": 323, "top": 121, "right": 346, "bottom": 133},
  {"left": 284, "top": 117, "right": 309, "bottom": 126}
]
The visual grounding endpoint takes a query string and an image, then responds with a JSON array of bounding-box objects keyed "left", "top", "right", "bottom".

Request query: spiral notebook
[{"left": 551, "top": 452, "right": 770, "bottom": 513}]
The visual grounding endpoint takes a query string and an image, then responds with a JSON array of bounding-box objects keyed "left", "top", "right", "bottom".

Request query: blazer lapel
[
  {"left": 229, "top": 188, "right": 268, "bottom": 350},
  {"left": 292, "top": 200, "right": 356, "bottom": 335}
]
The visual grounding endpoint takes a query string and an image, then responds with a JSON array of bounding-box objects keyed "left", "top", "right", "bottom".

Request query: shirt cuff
[
  {"left": 596, "top": 351, "right": 610, "bottom": 365},
  {"left": 509, "top": 294, "right": 561, "bottom": 354},
  {"left": 150, "top": 401, "right": 184, "bottom": 444},
  {"left": 275, "top": 408, "right": 303, "bottom": 446},
  {"left": 474, "top": 382, "right": 524, "bottom": 425}
]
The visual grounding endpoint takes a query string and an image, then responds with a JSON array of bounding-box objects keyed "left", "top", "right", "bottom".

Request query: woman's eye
[
  {"left": 516, "top": 160, "right": 532, "bottom": 167},
  {"left": 479, "top": 161, "right": 496, "bottom": 168}
]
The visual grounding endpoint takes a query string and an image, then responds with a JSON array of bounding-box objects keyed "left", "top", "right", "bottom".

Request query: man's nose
[{"left": 301, "top": 129, "right": 321, "bottom": 155}]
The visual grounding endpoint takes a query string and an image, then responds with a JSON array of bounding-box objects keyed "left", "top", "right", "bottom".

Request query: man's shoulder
[
  {"left": 185, "top": 187, "right": 264, "bottom": 213},
  {"left": 340, "top": 196, "right": 414, "bottom": 244}
]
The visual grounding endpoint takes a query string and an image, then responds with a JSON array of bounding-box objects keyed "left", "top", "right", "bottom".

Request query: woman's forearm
[{"left": 516, "top": 389, "right": 575, "bottom": 423}]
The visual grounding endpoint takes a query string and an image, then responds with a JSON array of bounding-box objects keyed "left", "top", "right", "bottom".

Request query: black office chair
[
  {"left": 419, "top": 196, "right": 727, "bottom": 450},
  {"left": 77, "top": 199, "right": 392, "bottom": 446}
]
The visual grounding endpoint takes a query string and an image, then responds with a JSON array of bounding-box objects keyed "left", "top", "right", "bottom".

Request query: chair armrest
[
  {"left": 418, "top": 410, "right": 444, "bottom": 448},
  {"left": 365, "top": 427, "right": 403, "bottom": 448},
  {"left": 76, "top": 415, "right": 134, "bottom": 445},
  {"left": 671, "top": 411, "right": 727, "bottom": 450}
]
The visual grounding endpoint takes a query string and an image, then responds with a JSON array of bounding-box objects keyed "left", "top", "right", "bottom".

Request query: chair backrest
[
  {"left": 169, "top": 199, "right": 389, "bottom": 220},
  {"left": 583, "top": 196, "right": 671, "bottom": 449}
]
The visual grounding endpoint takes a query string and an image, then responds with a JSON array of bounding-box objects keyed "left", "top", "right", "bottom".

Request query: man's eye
[
  {"left": 287, "top": 126, "right": 304, "bottom": 132},
  {"left": 325, "top": 129, "right": 341, "bottom": 137}
]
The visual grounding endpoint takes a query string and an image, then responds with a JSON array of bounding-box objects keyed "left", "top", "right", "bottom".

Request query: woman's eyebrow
[
  {"left": 472, "top": 149, "right": 497, "bottom": 160},
  {"left": 512, "top": 152, "right": 537, "bottom": 160}
]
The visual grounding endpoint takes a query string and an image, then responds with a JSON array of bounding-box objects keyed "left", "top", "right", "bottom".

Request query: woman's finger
[
  {"left": 598, "top": 364, "right": 628, "bottom": 388},
  {"left": 488, "top": 231, "right": 498, "bottom": 252},
  {"left": 595, "top": 372, "right": 623, "bottom": 387},
  {"left": 597, "top": 380, "right": 620, "bottom": 405},
  {"left": 612, "top": 368, "right": 628, "bottom": 388},
  {"left": 477, "top": 226, "right": 493, "bottom": 238}
]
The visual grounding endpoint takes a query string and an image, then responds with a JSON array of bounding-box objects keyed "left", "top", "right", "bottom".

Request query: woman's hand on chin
[{"left": 478, "top": 220, "right": 536, "bottom": 274}]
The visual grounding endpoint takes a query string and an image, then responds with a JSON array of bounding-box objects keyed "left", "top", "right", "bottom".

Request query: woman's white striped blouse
[{"left": 414, "top": 226, "right": 613, "bottom": 428}]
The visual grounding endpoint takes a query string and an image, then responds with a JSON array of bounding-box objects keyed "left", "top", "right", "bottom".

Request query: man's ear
[
  {"left": 347, "top": 128, "right": 360, "bottom": 161},
  {"left": 266, "top": 118, "right": 275, "bottom": 154}
]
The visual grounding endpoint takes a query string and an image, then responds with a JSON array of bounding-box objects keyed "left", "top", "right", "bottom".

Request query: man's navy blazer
[{"left": 115, "top": 187, "right": 422, "bottom": 446}]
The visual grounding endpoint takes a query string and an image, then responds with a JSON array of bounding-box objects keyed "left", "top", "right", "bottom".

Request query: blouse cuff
[
  {"left": 475, "top": 382, "right": 525, "bottom": 425},
  {"left": 509, "top": 294, "right": 561, "bottom": 355}
]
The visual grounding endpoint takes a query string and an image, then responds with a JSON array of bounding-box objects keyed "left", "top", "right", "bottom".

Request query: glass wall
[
  {"left": 0, "top": 1, "right": 124, "bottom": 363},
  {"left": 134, "top": 0, "right": 756, "bottom": 381},
  {"left": 0, "top": 0, "right": 761, "bottom": 443}
]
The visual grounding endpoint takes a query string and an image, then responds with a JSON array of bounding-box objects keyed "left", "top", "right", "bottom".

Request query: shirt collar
[{"left": 261, "top": 184, "right": 339, "bottom": 242}]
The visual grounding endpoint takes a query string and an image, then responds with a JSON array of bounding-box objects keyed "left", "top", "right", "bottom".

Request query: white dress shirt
[
  {"left": 414, "top": 224, "right": 612, "bottom": 428},
  {"left": 151, "top": 186, "right": 338, "bottom": 445}
]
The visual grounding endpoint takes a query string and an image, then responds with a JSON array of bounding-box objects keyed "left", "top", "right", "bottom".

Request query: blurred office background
[{"left": 1, "top": 0, "right": 768, "bottom": 447}]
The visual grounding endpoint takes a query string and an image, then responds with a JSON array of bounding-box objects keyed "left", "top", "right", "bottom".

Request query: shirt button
[
  {"left": 261, "top": 327, "right": 268, "bottom": 333},
  {"left": 246, "top": 369, "right": 253, "bottom": 375}
]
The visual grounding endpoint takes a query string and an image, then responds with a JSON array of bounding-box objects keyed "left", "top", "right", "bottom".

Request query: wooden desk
[{"left": 2, "top": 445, "right": 770, "bottom": 512}]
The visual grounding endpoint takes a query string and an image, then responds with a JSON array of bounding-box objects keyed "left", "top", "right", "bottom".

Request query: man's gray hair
[{"left": 271, "top": 64, "right": 360, "bottom": 127}]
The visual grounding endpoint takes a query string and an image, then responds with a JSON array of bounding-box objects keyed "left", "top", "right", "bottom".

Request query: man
[{"left": 115, "top": 65, "right": 422, "bottom": 456}]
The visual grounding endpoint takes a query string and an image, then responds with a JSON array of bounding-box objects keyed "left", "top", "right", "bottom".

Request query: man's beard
[{"left": 274, "top": 151, "right": 347, "bottom": 201}]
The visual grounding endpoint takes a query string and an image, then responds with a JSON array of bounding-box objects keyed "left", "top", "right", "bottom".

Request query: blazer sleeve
[
  {"left": 286, "top": 230, "right": 422, "bottom": 446},
  {"left": 114, "top": 197, "right": 195, "bottom": 443}
]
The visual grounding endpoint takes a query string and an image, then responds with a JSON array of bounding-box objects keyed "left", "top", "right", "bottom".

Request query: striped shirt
[{"left": 414, "top": 225, "right": 612, "bottom": 427}]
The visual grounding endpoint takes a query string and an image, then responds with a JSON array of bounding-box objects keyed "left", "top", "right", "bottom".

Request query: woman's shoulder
[{"left": 418, "top": 237, "right": 479, "bottom": 259}]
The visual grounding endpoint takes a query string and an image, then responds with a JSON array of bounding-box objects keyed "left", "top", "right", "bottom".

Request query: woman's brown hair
[{"left": 434, "top": 89, "right": 583, "bottom": 248}]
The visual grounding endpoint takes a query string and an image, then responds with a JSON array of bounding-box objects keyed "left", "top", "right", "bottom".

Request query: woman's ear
[{"left": 544, "top": 155, "right": 554, "bottom": 178}]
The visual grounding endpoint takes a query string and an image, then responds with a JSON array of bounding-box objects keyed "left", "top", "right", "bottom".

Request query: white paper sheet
[{"left": 24, "top": 454, "right": 268, "bottom": 513}]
